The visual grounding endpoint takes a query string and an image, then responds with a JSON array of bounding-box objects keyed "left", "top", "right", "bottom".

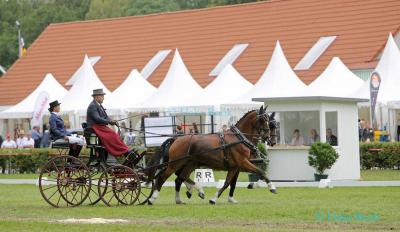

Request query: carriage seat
[
  {"left": 82, "top": 122, "right": 104, "bottom": 149},
  {"left": 51, "top": 141, "right": 70, "bottom": 149}
]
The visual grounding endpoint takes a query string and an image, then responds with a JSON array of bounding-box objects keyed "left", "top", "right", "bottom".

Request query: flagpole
[{"left": 16, "top": 20, "right": 22, "bottom": 58}]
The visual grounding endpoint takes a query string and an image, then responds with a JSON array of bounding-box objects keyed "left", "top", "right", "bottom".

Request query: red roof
[{"left": 1, "top": 0, "right": 400, "bottom": 105}]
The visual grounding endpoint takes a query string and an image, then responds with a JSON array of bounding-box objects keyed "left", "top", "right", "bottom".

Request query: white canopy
[
  {"left": 375, "top": 34, "right": 400, "bottom": 107},
  {"left": 191, "top": 64, "right": 253, "bottom": 109},
  {"left": 65, "top": 55, "right": 101, "bottom": 86},
  {"left": 226, "top": 41, "right": 306, "bottom": 109},
  {"left": 139, "top": 49, "right": 204, "bottom": 111},
  {"left": 60, "top": 55, "right": 111, "bottom": 115},
  {"left": 302, "top": 57, "right": 364, "bottom": 97},
  {"left": 0, "top": 73, "right": 68, "bottom": 118},
  {"left": 103, "top": 69, "right": 156, "bottom": 114}
]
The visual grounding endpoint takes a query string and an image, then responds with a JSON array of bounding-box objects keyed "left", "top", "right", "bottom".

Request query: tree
[
  {"left": 124, "top": 0, "right": 181, "bottom": 16},
  {"left": 85, "top": 0, "right": 131, "bottom": 20}
]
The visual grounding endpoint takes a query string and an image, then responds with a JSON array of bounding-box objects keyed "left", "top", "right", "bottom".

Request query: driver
[{"left": 86, "top": 88, "right": 134, "bottom": 164}]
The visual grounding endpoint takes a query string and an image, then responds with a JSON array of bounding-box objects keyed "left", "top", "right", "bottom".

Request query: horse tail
[{"left": 147, "top": 137, "right": 175, "bottom": 180}]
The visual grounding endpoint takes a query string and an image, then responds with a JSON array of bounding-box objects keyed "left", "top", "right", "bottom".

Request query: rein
[{"left": 116, "top": 113, "right": 148, "bottom": 122}]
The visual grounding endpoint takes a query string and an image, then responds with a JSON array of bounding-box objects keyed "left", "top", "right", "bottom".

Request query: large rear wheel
[{"left": 38, "top": 156, "right": 91, "bottom": 208}]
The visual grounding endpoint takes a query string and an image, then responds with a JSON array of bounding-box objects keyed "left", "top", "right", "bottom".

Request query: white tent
[
  {"left": 226, "top": 41, "right": 306, "bottom": 109},
  {"left": 0, "top": 73, "right": 68, "bottom": 119},
  {"left": 138, "top": 49, "right": 204, "bottom": 112},
  {"left": 60, "top": 55, "right": 111, "bottom": 116},
  {"left": 302, "top": 57, "right": 364, "bottom": 97},
  {"left": 375, "top": 34, "right": 400, "bottom": 107},
  {"left": 65, "top": 55, "right": 101, "bottom": 86},
  {"left": 192, "top": 64, "right": 253, "bottom": 110},
  {"left": 103, "top": 69, "right": 156, "bottom": 114}
]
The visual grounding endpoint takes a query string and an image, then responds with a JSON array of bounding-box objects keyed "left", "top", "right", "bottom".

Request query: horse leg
[
  {"left": 240, "top": 159, "right": 277, "bottom": 194},
  {"left": 148, "top": 167, "right": 176, "bottom": 205},
  {"left": 174, "top": 176, "right": 186, "bottom": 204},
  {"left": 228, "top": 170, "right": 240, "bottom": 204},
  {"left": 174, "top": 166, "right": 195, "bottom": 204},
  {"left": 184, "top": 178, "right": 205, "bottom": 200},
  {"left": 209, "top": 168, "right": 238, "bottom": 205},
  {"left": 175, "top": 164, "right": 205, "bottom": 203}
]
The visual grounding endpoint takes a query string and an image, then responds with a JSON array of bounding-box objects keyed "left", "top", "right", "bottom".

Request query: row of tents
[{"left": 1, "top": 34, "right": 400, "bottom": 127}]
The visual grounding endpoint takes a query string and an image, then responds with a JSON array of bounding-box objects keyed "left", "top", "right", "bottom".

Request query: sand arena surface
[{"left": 56, "top": 218, "right": 129, "bottom": 224}]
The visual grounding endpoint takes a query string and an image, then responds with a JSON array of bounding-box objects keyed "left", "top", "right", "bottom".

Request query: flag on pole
[{"left": 19, "top": 36, "right": 26, "bottom": 56}]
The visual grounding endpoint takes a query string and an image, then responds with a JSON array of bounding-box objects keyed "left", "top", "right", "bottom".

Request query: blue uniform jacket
[{"left": 49, "top": 112, "right": 71, "bottom": 140}]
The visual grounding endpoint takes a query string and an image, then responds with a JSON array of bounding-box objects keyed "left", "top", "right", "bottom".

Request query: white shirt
[
  {"left": 1, "top": 139, "right": 17, "bottom": 148},
  {"left": 22, "top": 137, "right": 34, "bottom": 148},
  {"left": 16, "top": 138, "right": 24, "bottom": 148}
]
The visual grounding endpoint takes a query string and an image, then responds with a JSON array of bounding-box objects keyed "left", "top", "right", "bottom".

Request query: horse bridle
[
  {"left": 267, "top": 118, "right": 278, "bottom": 145},
  {"left": 254, "top": 111, "right": 270, "bottom": 143}
]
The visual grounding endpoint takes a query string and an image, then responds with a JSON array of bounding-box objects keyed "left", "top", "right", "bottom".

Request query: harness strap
[
  {"left": 219, "top": 132, "right": 230, "bottom": 169},
  {"left": 230, "top": 125, "right": 265, "bottom": 159}
]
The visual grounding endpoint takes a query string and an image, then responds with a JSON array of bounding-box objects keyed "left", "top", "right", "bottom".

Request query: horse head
[
  {"left": 267, "top": 112, "right": 277, "bottom": 146},
  {"left": 255, "top": 105, "right": 271, "bottom": 143}
]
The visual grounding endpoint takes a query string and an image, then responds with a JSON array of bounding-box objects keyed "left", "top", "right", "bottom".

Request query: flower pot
[
  {"left": 248, "top": 173, "right": 260, "bottom": 182},
  {"left": 314, "top": 173, "right": 328, "bottom": 181}
]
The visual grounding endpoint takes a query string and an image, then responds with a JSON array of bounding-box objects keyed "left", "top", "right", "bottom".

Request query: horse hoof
[
  {"left": 147, "top": 201, "right": 153, "bottom": 205},
  {"left": 247, "top": 183, "right": 254, "bottom": 189},
  {"left": 186, "top": 191, "right": 192, "bottom": 199},
  {"left": 176, "top": 200, "right": 186, "bottom": 205},
  {"left": 198, "top": 192, "right": 205, "bottom": 199},
  {"left": 209, "top": 199, "right": 216, "bottom": 205},
  {"left": 270, "top": 189, "right": 277, "bottom": 194},
  {"left": 228, "top": 197, "right": 238, "bottom": 204}
]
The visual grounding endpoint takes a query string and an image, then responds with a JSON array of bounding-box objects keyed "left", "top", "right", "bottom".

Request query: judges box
[{"left": 194, "top": 169, "right": 215, "bottom": 183}]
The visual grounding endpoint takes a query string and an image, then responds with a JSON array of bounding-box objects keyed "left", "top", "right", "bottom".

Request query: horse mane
[{"left": 235, "top": 110, "right": 257, "bottom": 126}]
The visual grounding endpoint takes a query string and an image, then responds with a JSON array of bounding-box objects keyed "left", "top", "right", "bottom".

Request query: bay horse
[
  {"left": 172, "top": 112, "right": 277, "bottom": 204},
  {"left": 148, "top": 105, "right": 277, "bottom": 205}
]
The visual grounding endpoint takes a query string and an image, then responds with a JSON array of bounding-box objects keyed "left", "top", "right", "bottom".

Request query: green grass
[
  {"left": 0, "top": 173, "right": 39, "bottom": 179},
  {"left": 360, "top": 169, "right": 400, "bottom": 181},
  {"left": 1, "top": 170, "right": 399, "bottom": 181},
  {"left": 0, "top": 185, "right": 399, "bottom": 231}
]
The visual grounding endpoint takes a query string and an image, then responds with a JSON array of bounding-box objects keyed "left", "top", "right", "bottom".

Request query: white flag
[{"left": 31, "top": 91, "right": 50, "bottom": 127}]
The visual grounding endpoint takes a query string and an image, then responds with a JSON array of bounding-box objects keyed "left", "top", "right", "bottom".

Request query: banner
[
  {"left": 31, "top": 91, "right": 50, "bottom": 127},
  {"left": 370, "top": 72, "right": 381, "bottom": 129}
]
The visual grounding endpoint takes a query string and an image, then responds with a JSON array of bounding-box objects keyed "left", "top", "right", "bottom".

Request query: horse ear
[
  {"left": 264, "top": 105, "right": 268, "bottom": 111},
  {"left": 259, "top": 106, "right": 263, "bottom": 114},
  {"left": 270, "top": 112, "right": 275, "bottom": 119}
]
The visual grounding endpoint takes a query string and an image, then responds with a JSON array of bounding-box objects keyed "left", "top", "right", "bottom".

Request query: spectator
[
  {"left": 22, "top": 133, "right": 35, "bottom": 148},
  {"left": 221, "top": 124, "right": 229, "bottom": 133},
  {"left": 308, "top": 129, "right": 320, "bottom": 145},
  {"left": 124, "top": 131, "right": 136, "bottom": 146},
  {"left": 176, "top": 125, "right": 184, "bottom": 135},
  {"left": 40, "top": 124, "right": 50, "bottom": 148},
  {"left": 0, "top": 134, "right": 3, "bottom": 148},
  {"left": 326, "top": 128, "right": 338, "bottom": 146},
  {"left": 1, "top": 133, "right": 17, "bottom": 149},
  {"left": 192, "top": 123, "right": 199, "bottom": 134},
  {"left": 31, "top": 126, "right": 42, "bottom": 148},
  {"left": 16, "top": 131, "right": 25, "bottom": 149},
  {"left": 290, "top": 129, "right": 304, "bottom": 146}
]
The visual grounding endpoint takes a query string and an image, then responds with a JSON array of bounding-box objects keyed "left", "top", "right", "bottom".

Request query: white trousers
[{"left": 54, "top": 135, "right": 85, "bottom": 146}]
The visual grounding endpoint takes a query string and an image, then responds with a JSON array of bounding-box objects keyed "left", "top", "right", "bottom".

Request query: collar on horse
[{"left": 230, "top": 125, "right": 266, "bottom": 159}]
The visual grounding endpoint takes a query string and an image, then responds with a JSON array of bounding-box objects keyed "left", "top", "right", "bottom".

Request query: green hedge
[
  {"left": 0, "top": 147, "right": 155, "bottom": 174},
  {"left": 0, "top": 148, "right": 90, "bottom": 174},
  {"left": 360, "top": 142, "right": 400, "bottom": 169}
]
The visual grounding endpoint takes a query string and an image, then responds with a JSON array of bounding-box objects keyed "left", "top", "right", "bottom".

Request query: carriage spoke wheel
[
  {"left": 38, "top": 155, "right": 91, "bottom": 208},
  {"left": 85, "top": 163, "right": 107, "bottom": 205},
  {"left": 98, "top": 165, "right": 141, "bottom": 207},
  {"left": 134, "top": 166, "right": 154, "bottom": 205}
]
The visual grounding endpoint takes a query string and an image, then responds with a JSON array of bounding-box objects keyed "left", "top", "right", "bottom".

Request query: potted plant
[{"left": 308, "top": 142, "right": 339, "bottom": 181}]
